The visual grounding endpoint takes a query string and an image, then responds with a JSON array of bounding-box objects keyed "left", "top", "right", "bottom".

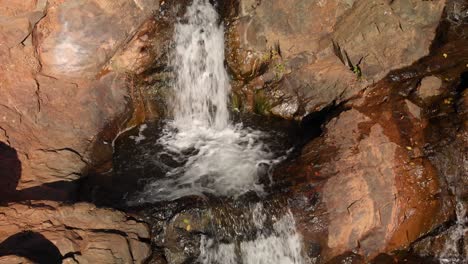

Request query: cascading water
[
  {"left": 127, "top": 1, "right": 306, "bottom": 263},
  {"left": 439, "top": 202, "right": 467, "bottom": 263},
  {"left": 131, "top": 0, "right": 282, "bottom": 203},
  {"left": 199, "top": 204, "right": 305, "bottom": 264},
  {"left": 171, "top": 0, "right": 229, "bottom": 130}
]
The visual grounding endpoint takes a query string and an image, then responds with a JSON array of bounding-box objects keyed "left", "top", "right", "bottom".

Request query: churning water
[
  {"left": 199, "top": 204, "right": 305, "bottom": 264},
  {"left": 131, "top": 0, "right": 282, "bottom": 203},
  {"left": 127, "top": 1, "right": 306, "bottom": 263}
]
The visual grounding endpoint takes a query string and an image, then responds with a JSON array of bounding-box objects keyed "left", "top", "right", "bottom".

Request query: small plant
[
  {"left": 261, "top": 52, "right": 271, "bottom": 62},
  {"left": 274, "top": 62, "right": 286, "bottom": 81},
  {"left": 230, "top": 93, "right": 241, "bottom": 112},
  {"left": 332, "top": 40, "right": 364, "bottom": 80},
  {"left": 352, "top": 65, "right": 362, "bottom": 79},
  {"left": 253, "top": 91, "right": 270, "bottom": 115}
]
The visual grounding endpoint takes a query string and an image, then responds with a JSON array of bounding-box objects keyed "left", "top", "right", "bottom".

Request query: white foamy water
[
  {"left": 199, "top": 205, "right": 306, "bottom": 264},
  {"left": 130, "top": 124, "right": 147, "bottom": 144},
  {"left": 439, "top": 202, "right": 467, "bottom": 263},
  {"left": 129, "top": 1, "right": 306, "bottom": 262},
  {"left": 170, "top": 0, "right": 229, "bottom": 130},
  {"left": 130, "top": 0, "right": 282, "bottom": 203}
]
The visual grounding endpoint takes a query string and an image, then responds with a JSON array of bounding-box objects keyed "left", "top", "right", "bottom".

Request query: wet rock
[
  {"left": 418, "top": 76, "right": 444, "bottom": 101},
  {"left": 0, "top": 201, "right": 151, "bottom": 264},
  {"left": 161, "top": 209, "right": 207, "bottom": 264},
  {"left": 325, "top": 252, "right": 364, "bottom": 264},
  {"left": 405, "top": 99, "right": 421, "bottom": 120},
  {"left": 152, "top": 199, "right": 294, "bottom": 263},
  {"left": 412, "top": 225, "right": 465, "bottom": 260},
  {"left": 276, "top": 85, "right": 453, "bottom": 261},
  {"left": 226, "top": 0, "right": 446, "bottom": 119},
  {"left": 459, "top": 88, "right": 468, "bottom": 130},
  {"left": 446, "top": 0, "right": 468, "bottom": 25}
]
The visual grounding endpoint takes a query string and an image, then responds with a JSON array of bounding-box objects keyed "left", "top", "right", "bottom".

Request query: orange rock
[
  {"left": 279, "top": 85, "right": 453, "bottom": 261},
  {"left": 0, "top": 201, "right": 151, "bottom": 263},
  {"left": 0, "top": 0, "right": 161, "bottom": 192}
]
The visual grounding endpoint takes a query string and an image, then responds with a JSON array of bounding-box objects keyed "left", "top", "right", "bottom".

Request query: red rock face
[
  {"left": 36, "top": 0, "right": 158, "bottom": 78},
  {"left": 0, "top": 1, "right": 464, "bottom": 263},
  {"left": 276, "top": 81, "right": 455, "bottom": 261},
  {"left": 0, "top": 0, "right": 160, "bottom": 192},
  {"left": 226, "top": 0, "right": 446, "bottom": 119}
]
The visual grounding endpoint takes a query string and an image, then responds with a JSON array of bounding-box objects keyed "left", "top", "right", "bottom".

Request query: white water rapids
[
  {"left": 129, "top": 0, "right": 306, "bottom": 263},
  {"left": 132, "top": 0, "right": 280, "bottom": 202},
  {"left": 199, "top": 204, "right": 305, "bottom": 264}
]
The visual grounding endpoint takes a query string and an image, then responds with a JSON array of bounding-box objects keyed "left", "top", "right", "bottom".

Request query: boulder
[
  {"left": 418, "top": 76, "right": 444, "bottom": 101},
  {"left": 36, "top": 0, "right": 160, "bottom": 78},
  {"left": 275, "top": 84, "right": 454, "bottom": 261},
  {"left": 0, "top": 201, "right": 151, "bottom": 264},
  {"left": 226, "top": 0, "right": 446, "bottom": 119},
  {"left": 0, "top": 0, "right": 161, "bottom": 192}
]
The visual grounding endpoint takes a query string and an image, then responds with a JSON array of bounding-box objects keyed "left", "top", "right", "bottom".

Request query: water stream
[
  {"left": 199, "top": 204, "right": 305, "bottom": 264},
  {"left": 130, "top": 0, "right": 285, "bottom": 203},
  {"left": 439, "top": 202, "right": 468, "bottom": 263},
  {"left": 129, "top": 0, "right": 306, "bottom": 263}
]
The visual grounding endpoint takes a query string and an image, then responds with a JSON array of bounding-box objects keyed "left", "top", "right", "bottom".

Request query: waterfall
[
  {"left": 130, "top": 0, "right": 282, "bottom": 202},
  {"left": 127, "top": 1, "right": 307, "bottom": 262},
  {"left": 199, "top": 204, "right": 306, "bottom": 264},
  {"left": 171, "top": 0, "right": 230, "bottom": 130}
]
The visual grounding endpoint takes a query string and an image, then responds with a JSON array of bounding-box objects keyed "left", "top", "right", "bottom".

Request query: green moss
[
  {"left": 261, "top": 52, "right": 271, "bottom": 62},
  {"left": 230, "top": 92, "right": 242, "bottom": 112},
  {"left": 352, "top": 65, "right": 362, "bottom": 79},
  {"left": 273, "top": 62, "right": 286, "bottom": 81},
  {"left": 253, "top": 90, "right": 270, "bottom": 115}
]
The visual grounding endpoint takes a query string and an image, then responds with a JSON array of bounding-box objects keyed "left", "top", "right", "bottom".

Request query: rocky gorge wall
[
  {"left": 0, "top": 0, "right": 168, "bottom": 262},
  {"left": 0, "top": 0, "right": 467, "bottom": 263}
]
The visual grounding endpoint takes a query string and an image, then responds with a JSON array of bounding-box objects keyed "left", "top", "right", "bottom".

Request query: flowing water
[
  {"left": 439, "top": 202, "right": 468, "bottom": 263},
  {"left": 130, "top": 0, "right": 285, "bottom": 203},
  {"left": 199, "top": 204, "right": 305, "bottom": 264},
  {"left": 127, "top": 0, "right": 306, "bottom": 263}
]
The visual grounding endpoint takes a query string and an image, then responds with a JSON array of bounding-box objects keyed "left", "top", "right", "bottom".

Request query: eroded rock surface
[
  {"left": 0, "top": 2, "right": 162, "bottom": 261},
  {"left": 226, "top": 0, "right": 446, "bottom": 119},
  {"left": 0, "top": 0, "right": 162, "bottom": 192},
  {"left": 36, "top": 0, "right": 160, "bottom": 78},
  {"left": 273, "top": 81, "right": 456, "bottom": 261},
  {"left": 0, "top": 201, "right": 151, "bottom": 264}
]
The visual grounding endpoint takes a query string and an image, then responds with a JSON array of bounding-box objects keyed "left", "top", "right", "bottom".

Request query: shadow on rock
[
  {"left": 0, "top": 142, "right": 21, "bottom": 202},
  {"left": 0, "top": 231, "right": 63, "bottom": 264},
  {"left": 0, "top": 141, "right": 78, "bottom": 204}
]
